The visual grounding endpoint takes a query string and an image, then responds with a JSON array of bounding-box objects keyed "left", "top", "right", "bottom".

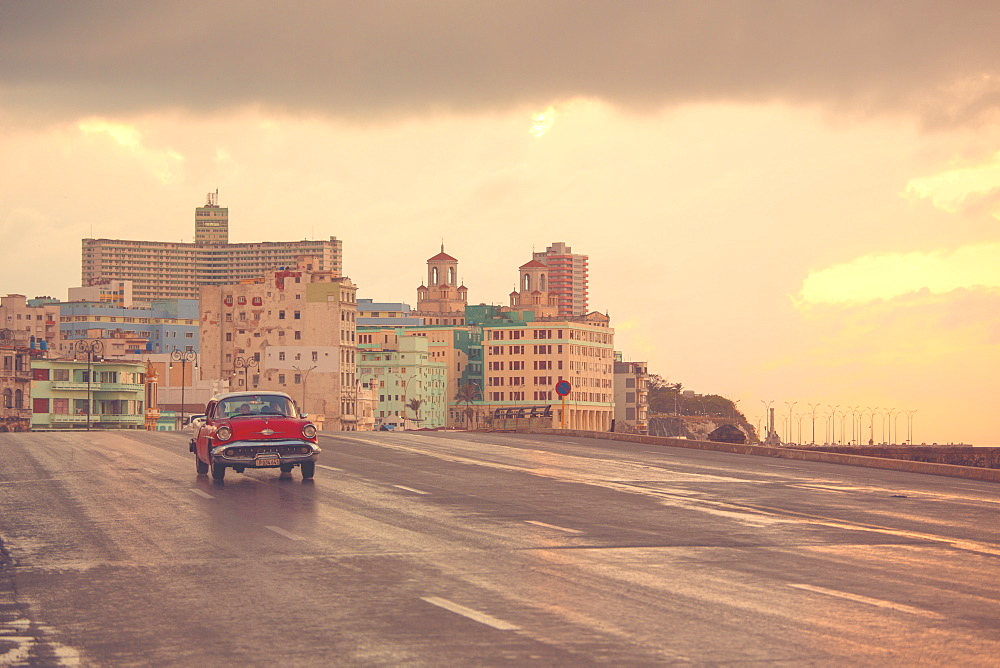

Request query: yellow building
[{"left": 481, "top": 315, "right": 615, "bottom": 431}]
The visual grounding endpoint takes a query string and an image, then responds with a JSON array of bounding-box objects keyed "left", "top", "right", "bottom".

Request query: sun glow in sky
[
  {"left": 905, "top": 152, "right": 1000, "bottom": 214},
  {"left": 799, "top": 244, "right": 1000, "bottom": 305},
  {"left": 530, "top": 107, "right": 556, "bottom": 138},
  {"left": 3, "top": 3, "right": 1000, "bottom": 446}
]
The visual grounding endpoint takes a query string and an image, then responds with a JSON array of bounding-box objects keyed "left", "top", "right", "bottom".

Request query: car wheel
[
  {"left": 280, "top": 464, "right": 294, "bottom": 473},
  {"left": 301, "top": 461, "right": 315, "bottom": 479},
  {"left": 195, "top": 453, "right": 209, "bottom": 475},
  {"left": 211, "top": 459, "right": 226, "bottom": 481}
]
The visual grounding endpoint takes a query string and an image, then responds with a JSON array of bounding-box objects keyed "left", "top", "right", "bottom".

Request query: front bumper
[{"left": 210, "top": 439, "right": 321, "bottom": 468}]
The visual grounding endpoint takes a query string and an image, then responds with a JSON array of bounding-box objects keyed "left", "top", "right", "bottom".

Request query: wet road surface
[{"left": 1, "top": 429, "right": 998, "bottom": 665}]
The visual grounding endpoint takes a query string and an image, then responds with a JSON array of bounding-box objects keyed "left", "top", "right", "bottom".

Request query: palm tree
[
  {"left": 406, "top": 398, "right": 423, "bottom": 425},
  {"left": 454, "top": 383, "right": 480, "bottom": 429}
]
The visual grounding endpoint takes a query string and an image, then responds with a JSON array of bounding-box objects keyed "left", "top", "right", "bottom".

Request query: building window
[
  {"left": 278, "top": 374, "right": 286, "bottom": 384},
  {"left": 294, "top": 374, "right": 301, "bottom": 384},
  {"left": 294, "top": 331, "right": 301, "bottom": 340},
  {"left": 293, "top": 311, "right": 301, "bottom": 319},
  {"left": 278, "top": 352, "right": 285, "bottom": 361},
  {"left": 279, "top": 311, "right": 286, "bottom": 319}
]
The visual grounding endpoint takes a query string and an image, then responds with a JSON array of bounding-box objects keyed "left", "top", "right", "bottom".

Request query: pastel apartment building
[
  {"left": 357, "top": 336, "right": 447, "bottom": 429},
  {"left": 199, "top": 257, "right": 359, "bottom": 430},
  {"left": 613, "top": 357, "right": 649, "bottom": 434},
  {"left": 0, "top": 294, "right": 60, "bottom": 353},
  {"left": 30, "top": 358, "right": 146, "bottom": 430},
  {"left": 58, "top": 299, "right": 200, "bottom": 357}
]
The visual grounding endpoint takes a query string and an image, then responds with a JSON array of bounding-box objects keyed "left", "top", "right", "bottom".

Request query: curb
[{"left": 522, "top": 428, "right": 1000, "bottom": 483}]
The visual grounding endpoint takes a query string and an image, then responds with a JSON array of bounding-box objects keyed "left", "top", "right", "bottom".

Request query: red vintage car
[{"left": 190, "top": 391, "right": 321, "bottom": 481}]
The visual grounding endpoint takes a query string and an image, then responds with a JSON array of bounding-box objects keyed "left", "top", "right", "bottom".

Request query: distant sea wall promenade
[
  {"left": 803, "top": 445, "right": 1000, "bottom": 469},
  {"left": 521, "top": 428, "right": 1000, "bottom": 482}
]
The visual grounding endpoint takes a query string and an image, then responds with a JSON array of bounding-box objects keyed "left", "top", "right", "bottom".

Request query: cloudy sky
[{"left": 3, "top": 1, "right": 999, "bottom": 446}]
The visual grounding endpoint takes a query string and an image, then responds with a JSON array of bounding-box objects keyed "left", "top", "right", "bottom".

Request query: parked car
[
  {"left": 185, "top": 414, "right": 207, "bottom": 431},
  {"left": 190, "top": 391, "right": 320, "bottom": 481}
]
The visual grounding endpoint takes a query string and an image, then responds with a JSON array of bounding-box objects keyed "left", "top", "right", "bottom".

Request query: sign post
[{"left": 554, "top": 380, "right": 572, "bottom": 429}]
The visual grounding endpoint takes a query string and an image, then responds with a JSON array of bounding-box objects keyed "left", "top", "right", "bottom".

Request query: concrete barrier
[{"left": 520, "top": 428, "right": 1000, "bottom": 483}]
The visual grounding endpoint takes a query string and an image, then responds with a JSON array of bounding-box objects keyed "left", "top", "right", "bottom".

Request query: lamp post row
[{"left": 752, "top": 399, "right": 916, "bottom": 446}]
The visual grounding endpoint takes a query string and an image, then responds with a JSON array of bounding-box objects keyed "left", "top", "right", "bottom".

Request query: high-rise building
[
  {"left": 532, "top": 242, "right": 588, "bottom": 317},
  {"left": 81, "top": 193, "right": 343, "bottom": 303}
]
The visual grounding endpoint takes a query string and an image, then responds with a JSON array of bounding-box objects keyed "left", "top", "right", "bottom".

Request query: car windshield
[{"left": 215, "top": 395, "right": 297, "bottom": 419}]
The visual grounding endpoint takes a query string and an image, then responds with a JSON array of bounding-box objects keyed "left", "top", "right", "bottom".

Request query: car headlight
[
  {"left": 302, "top": 424, "right": 317, "bottom": 439},
  {"left": 215, "top": 426, "right": 232, "bottom": 441},
  {"left": 224, "top": 448, "right": 235, "bottom": 457}
]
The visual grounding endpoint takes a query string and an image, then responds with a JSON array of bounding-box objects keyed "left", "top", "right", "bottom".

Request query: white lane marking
[
  {"left": 190, "top": 489, "right": 214, "bottom": 499},
  {"left": 142, "top": 467, "right": 159, "bottom": 475},
  {"left": 789, "top": 584, "right": 943, "bottom": 618},
  {"left": 420, "top": 597, "right": 519, "bottom": 631},
  {"left": 316, "top": 464, "right": 342, "bottom": 471},
  {"left": 265, "top": 525, "right": 304, "bottom": 541},
  {"left": 393, "top": 485, "right": 429, "bottom": 495},
  {"left": 790, "top": 484, "right": 850, "bottom": 494},
  {"left": 525, "top": 520, "right": 583, "bottom": 534}
]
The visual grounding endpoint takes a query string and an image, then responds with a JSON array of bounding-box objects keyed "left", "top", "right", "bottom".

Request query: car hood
[{"left": 220, "top": 417, "right": 313, "bottom": 441}]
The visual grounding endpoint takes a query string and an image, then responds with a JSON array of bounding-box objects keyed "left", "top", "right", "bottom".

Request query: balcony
[
  {"left": 49, "top": 413, "right": 144, "bottom": 425},
  {"left": 50, "top": 381, "right": 90, "bottom": 390},
  {"left": 49, "top": 381, "right": 143, "bottom": 392}
]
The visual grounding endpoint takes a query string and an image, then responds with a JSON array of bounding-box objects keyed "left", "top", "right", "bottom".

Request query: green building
[
  {"left": 31, "top": 359, "right": 146, "bottom": 430},
  {"left": 357, "top": 336, "right": 447, "bottom": 429}
]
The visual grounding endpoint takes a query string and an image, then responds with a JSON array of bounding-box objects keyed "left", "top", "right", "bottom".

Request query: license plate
[{"left": 255, "top": 454, "right": 281, "bottom": 467}]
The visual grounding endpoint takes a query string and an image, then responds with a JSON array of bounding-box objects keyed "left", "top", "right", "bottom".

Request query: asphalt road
[{"left": 0, "top": 429, "right": 998, "bottom": 666}]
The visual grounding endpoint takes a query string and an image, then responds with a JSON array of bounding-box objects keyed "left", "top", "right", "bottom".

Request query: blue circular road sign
[{"left": 555, "top": 380, "right": 572, "bottom": 397}]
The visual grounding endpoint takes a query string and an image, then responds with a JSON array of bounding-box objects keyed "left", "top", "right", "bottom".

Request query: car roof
[{"left": 208, "top": 391, "right": 295, "bottom": 403}]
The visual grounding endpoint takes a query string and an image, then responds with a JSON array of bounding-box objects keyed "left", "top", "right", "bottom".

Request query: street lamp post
[
  {"left": 170, "top": 350, "right": 197, "bottom": 430},
  {"left": 906, "top": 409, "right": 917, "bottom": 445},
  {"left": 74, "top": 339, "right": 104, "bottom": 431},
  {"left": 828, "top": 405, "right": 840, "bottom": 445},
  {"left": 234, "top": 356, "right": 258, "bottom": 391},
  {"left": 784, "top": 401, "right": 797, "bottom": 445},
  {"left": 807, "top": 403, "right": 820, "bottom": 445},
  {"left": 292, "top": 365, "right": 317, "bottom": 416},
  {"left": 848, "top": 406, "right": 859, "bottom": 445}
]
